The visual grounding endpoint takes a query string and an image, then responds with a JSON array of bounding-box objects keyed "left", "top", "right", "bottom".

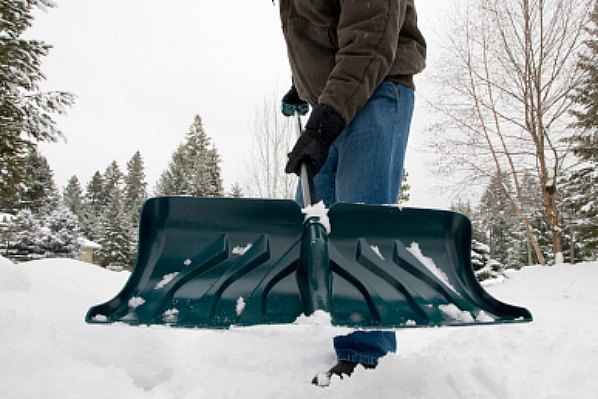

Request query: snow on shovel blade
[
  {"left": 85, "top": 197, "right": 532, "bottom": 328},
  {"left": 326, "top": 203, "right": 532, "bottom": 327}
]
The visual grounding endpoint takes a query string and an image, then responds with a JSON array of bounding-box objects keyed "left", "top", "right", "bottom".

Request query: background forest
[{"left": 1, "top": 0, "right": 596, "bottom": 276}]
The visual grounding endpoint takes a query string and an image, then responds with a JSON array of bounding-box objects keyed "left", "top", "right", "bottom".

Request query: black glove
[
  {"left": 285, "top": 104, "right": 345, "bottom": 177},
  {"left": 281, "top": 85, "right": 309, "bottom": 116}
]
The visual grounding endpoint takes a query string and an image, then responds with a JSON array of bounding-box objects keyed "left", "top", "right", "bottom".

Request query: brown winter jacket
[{"left": 280, "top": 0, "right": 426, "bottom": 123}]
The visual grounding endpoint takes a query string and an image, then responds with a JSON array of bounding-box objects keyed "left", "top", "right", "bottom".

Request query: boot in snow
[{"left": 311, "top": 361, "right": 376, "bottom": 387}]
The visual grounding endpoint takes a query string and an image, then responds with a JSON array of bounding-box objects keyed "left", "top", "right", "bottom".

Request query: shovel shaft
[{"left": 295, "top": 114, "right": 317, "bottom": 207}]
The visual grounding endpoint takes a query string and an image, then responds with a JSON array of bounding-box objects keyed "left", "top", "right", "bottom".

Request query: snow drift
[{"left": 1, "top": 255, "right": 597, "bottom": 398}]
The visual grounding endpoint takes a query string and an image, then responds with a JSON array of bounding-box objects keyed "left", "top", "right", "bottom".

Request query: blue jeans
[{"left": 296, "top": 82, "right": 414, "bottom": 365}]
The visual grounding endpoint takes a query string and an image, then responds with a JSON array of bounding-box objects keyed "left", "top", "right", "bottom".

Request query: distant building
[{"left": 79, "top": 239, "right": 101, "bottom": 265}]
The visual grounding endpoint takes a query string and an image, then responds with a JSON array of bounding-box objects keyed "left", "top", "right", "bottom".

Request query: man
[{"left": 279, "top": 0, "right": 426, "bottom": 386}]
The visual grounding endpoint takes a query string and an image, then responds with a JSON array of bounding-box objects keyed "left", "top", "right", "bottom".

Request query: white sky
[{"left": 29, "top": 0, "right": 459, "bottom": 209}]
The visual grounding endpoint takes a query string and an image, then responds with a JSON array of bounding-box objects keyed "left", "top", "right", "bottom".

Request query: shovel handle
[{"left": 295, "top": 114, "right": 317, "bottom": 207}]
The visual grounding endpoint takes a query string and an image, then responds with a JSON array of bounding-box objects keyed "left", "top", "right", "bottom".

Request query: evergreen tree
[
  {"left": 185, "top": 115, "right": 223, "bottom": 197},
  {"left": 155, "top": 115, "right": 224, "bottom": 197},
  {"left": 123, "top": 151, "right": 148, "bottom": 228},
  {"left": 562, "top": 4, "right": 598, "bottom": 261},
  {"left": 569, "top": 3, "right": 598, "bottom": 155},
  {"left": 40, "top": 204, "right": 81, "bottom": 258},
  {"left": 478, "top": 173, "right": 527, "bottom": 268},
  {"left": 63, "top": 175, "right": 84, "bottom": 222},
  {"left": 0, "top": 0, "right": 74, "bottom": 206},
  {"left": 155, "top": 143, "right": 191, "bottom": 195},
  {"left": 471, "top": 240, "right": 505, "bottom": 281},
  {"left": 82, "top": 171, "right": 104, "bottom": 241},
  {"left": 3, "top": 209, "right": 44, "bottom": 262},
  {"left": 20, "top": 149, "right": 60, "bottom": 214},
  {"left": 102, "top": 161, "right": 124, "bottom": 203},
  {"left": 97, "top": 186, "right": 132, "bottom": 268},
  {"left": 228, "top": 183, "right": 244, "bottom": 198},
  {"left": 204, "top": 147, "right": 224, "bottom": 197}
]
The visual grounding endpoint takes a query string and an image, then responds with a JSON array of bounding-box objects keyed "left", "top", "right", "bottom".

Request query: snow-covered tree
[
  {"left": 561, "top": 4, "right": 598, "bottom": 261},
  {"left": 97, "top": 186, "right": 132, "bottom": 268},
  {"left": 228, "top": 183, "right": 244, "bottom": 198},
  {"left": 63, "top": 175, "right": 84, "bottom": 223},
  {"left": 102, "top": 161, "right": 124, "bottom": 203},
  {"left": 40, "top": 205, "right": 81, "bottom": 259},
  {"left": 155, "top": 143, "right": 191, "bottom": 196},
  {"left": 478, "top": 173, "right": 528, "bottom": 268},
  {"left": 20, "top": 149, "right": 59, "bottom": 214},
  {"left": 155, "top": 115, "right": 223, "bottom": 197},
  {"left": 2, "top": 209, "right": 44, "bottom": 262},
  {"left": 0, "top": 0, "right": 74, "bottom": 206},
  {"left": 81, "top": 171, "right": 104, "bottom": 241},
  {"left": 471, "top": 240, "right": 506, "bottom": 280},
  {"left": 428, "top": 0, "right": 593, "bottom": 265},
  {"left": 123, "top": 151, "right": 148, "bottom": 229}
]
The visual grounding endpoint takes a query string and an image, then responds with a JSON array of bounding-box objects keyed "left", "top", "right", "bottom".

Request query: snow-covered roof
[{"left": 80, "top": 238, "right": 101, "bottom": 249}]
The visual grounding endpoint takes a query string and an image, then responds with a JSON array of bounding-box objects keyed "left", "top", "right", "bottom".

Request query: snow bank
[{"left": 1, "top": 258, "right": 597, "bottom": 398}]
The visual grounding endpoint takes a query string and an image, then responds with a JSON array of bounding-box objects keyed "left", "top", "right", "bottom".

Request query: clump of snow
[
  {"left": 312, "top": 371, "right": 331, "bottom": 387},
  {"left": 294, "top": 309, "right": 332, "bottom": 326},
  {"left": 405, "top": 319, "right": 417, "bottom": 326},
  {"left": 154, "top": 272, "right": 179, "bottom": 290},
  {"left": 370, "top": 245, "right": 385, "bottom": 260},
  {"left": 92, "top": 314, "right": 108, "bottom": 322},
  {"left": 183, "top": 258, "right": 192, "bottom": 266},
  {"left": 439, "top": 304, "right": 475, "bottom": 323},
  {"left": 475, "top": 310, "right": 495, "bottom": 323},
  {"left": 128, "top": 296, "right": 146, "bottom": 309},
  {"left": 236, "top": 297, "right": 246, "bottom": 316},
  {"left": 162, "top": 308, "right": 179, "bottom": 323},
  {"left": 407, "top": 242, "right": 459, "bottom": 294},
  {"left": 301, "top": 201, "right": 331, "bottom": 234},
  {"left": 554, "top": 252, "right": 564, "bottom": 265},
  {"left": 232, "top": 244, "right": 252, "bottom": 256}
]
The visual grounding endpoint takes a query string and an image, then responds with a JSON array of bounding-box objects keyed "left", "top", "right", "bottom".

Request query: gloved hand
[
  {"left": 285, "top": 104, "right": 345, "bottom": 177},
  {"left": 281, "top": 85, "right": 309, "bottom": 116}
]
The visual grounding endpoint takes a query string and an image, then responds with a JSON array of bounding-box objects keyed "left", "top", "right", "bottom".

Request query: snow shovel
[{"left": 86, "top": 114, "right": 532, "bottom": 329}]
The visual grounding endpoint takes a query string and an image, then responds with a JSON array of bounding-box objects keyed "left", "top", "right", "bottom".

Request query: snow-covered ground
[{"left": 1, "top": 255, "right": 597, "bottom": 399}]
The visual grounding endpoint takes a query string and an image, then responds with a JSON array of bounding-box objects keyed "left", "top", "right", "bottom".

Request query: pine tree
[
  {"left": 155, "top": 115, "right": 223, "bottom": 197},
  {"left": 478, "top": 173, "right": 527, "bottom": 268},
  {"left": 204, "top": 147, "right": 223, "bottom": 196},
  {"left": 20, "top": 149, "right": 60, "bottom": 214},
  {"left": 63, "top": 175, "right": 84, "bottom": 222},
  {"left": 123, "top": 151, "right": 148, "bottom": 228},
  {"left": 97, "top": 186, "right": 132, "bottom": 269},
  {"left": 185, "top": 115, "right": 223, "bottom": 197},
  {"left": 561, "top": 4, "right": 598, "bottom": 261},
  {"left": 3, "top": 209, "right": 44, "bottom": 262},
  {"left": 82, "top": 171, "right": 104, "bottom": 241},
  {"left": 102, "top": 161, "right": 124, "bottom": 203},
  {"left": 155, "top": 143, "right": 191, "bottom": 196},
  {"left": 228, "top": 183, "right": 244, "bottom": 198},
  {"left": 0, "top": 0, "right": 74, "bottom": 206},
  {"left": 40, "top": 204, "right": 81, "bottom": 258}
]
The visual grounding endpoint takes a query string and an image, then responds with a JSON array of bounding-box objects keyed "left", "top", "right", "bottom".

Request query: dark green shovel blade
[
  {"left": 86, "top": 197, "right": 307, "bottom": 327},
  {"left": 86, "top": 198, "right": 532, "bottom": 328},
  {"left": 326, "top": 203, "right": 532, "bottom": 327}
]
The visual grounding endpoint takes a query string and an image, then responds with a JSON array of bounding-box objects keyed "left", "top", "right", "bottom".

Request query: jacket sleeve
[{"left": 318, "top": 0, "right": 406, "bottom": 123}]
